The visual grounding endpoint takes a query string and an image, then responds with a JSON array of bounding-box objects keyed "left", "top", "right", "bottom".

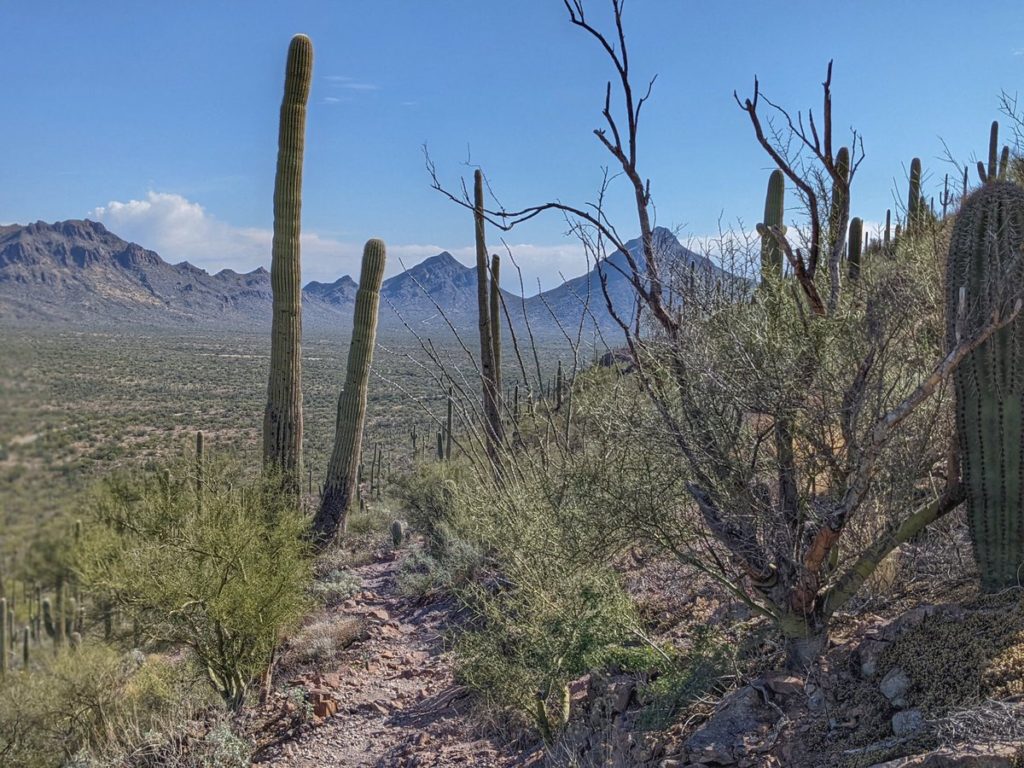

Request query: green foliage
[
  {"left": 0, "top": 645, "right": 222, "bottom": 768},
  {"left": 397, "top": 412, "right": 644, "bottom": 738},
  {"left": 454, "top": 567, "right": 633, "bottom": 732},
  {"left": 77, "top": 456, "right": 312, "bottom": 709},
  {"left": 637, "top": 628, "right": 736, "bottom": 730}
]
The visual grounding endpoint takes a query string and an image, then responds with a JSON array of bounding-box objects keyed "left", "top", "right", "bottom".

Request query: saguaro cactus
[
  {"left": 907, "top": 157, "right": 923, "bottom": 229},
  {"left": 847, "top": 217, "right": 863, "bottom": 281},
  {"left": 489, "top": 253, "right": 503, "bottom": 418},
  {"left": 759, "top": 169, "right": 785, "bottom": 281},
  {"left": 946, "top": 181, "right": 1024, "bottom": 591},
  {"left": 474, "top": 170, "right": 503, "bottom": 464},
  {"left": 264, "top": 34, "right": 313, "bottom": 492},
  {"left": 0, "top": 597, "right": 6, "bottom": 676},
  {"left": 312, "top": 239, "right": 387, "bottom": 547},
  {"left": 829, "top": 147, "right": 851, "bottom": 254},
  {"left": 445, "top": 387, "right": 454, "bottom": 460}
]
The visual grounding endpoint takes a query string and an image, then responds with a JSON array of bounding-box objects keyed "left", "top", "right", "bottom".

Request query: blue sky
[{"left": 3, "top": 1, "right": 1022, "bottom": 291}]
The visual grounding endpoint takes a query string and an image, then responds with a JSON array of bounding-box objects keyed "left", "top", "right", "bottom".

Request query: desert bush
[
  {"left": 395, "top": 392, "right": 659, "bottom": 739},
  {"left": 0, "top": 645, "right": 219, "bottom": 768},
  {"left": 77, "top": 455, "right": 312, "bottom": 710}
]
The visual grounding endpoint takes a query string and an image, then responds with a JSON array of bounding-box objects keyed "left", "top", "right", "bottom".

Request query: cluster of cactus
[
  {"left": 264, "top": 33, "right": 313, "bottom": 494},
  {"left": 945, "top": 177, "right": 1024, "bottom": 591},
  {"left": 313, "top": 238, "right": 388, "bottom": 546}
]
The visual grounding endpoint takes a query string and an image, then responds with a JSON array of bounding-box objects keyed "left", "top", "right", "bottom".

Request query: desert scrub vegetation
[
  {"left": 0, "top": 644, "right": 243, "bottom": 768},
  {"left": 76, "top": 453, "right": 313, "bottom": 711},
  {"left": 396, "top": 365, "right": 751, "bottom": 742}
]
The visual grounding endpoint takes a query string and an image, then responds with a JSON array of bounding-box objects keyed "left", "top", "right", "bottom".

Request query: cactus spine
[
  {"left": 847, "top": 217, "right": 863, "bottom": 281},
  {"left": 313, "top": 239, "right": 387, "bottom": 547},
  {"left": 264, "top": 34, "right": 313, "bottom": 493},
  {"left": 946, "top": 181, "right": 1024, "bottom": 591},
  {"left": 759, "top": 169, "right": 785, "bottom": 281}
]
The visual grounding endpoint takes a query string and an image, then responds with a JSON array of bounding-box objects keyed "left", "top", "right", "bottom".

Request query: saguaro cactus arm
[
  {"left": 312, "top": 239, "right": 387, "bottom": 548},
  {"left": 264, "top": 34, "right": 313, "bottom": 490}
]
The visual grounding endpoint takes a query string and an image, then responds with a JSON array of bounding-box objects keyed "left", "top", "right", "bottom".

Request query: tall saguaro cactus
[
  {"left": 847, "top": 217, "right": 863, "bottom": 281},
  {"left": 264, "top": 34, "right": 313, "bottom": 492},
  {"left": 946, "top": 181, "right": 1024, "bottom": 591},
  {"left": 828, "top": 147, "right": 851, "bottom": 255},
  {"left": 489, "top": 253, "right": 503, "bottom": 415},
  {"left": 474, "top": 170, "right": 503, "bottom": 464},
  {"left": 312, "top": 239, "right": 387, "bottom": 547},
  {"left": 907, "top": 157, "right": 923, "bottom": 230}
]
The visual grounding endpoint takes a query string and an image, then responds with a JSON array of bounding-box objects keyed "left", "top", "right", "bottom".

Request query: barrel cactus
[{"left": 946, "top": 181, "right": 1024, "bottom": 591}]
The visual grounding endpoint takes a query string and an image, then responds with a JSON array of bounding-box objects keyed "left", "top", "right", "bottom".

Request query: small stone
[
  {"left": 610, "top": 681, "right": 635, "bottom": 714},
  {"left": 891, "top": 708, "right": 925, "bottom": 737},
  {"left": 879, "top": 667, "right": 910, "bottom": 709},
  {"left": 759, "top": 672, "right": 804, "bottom": 697}
]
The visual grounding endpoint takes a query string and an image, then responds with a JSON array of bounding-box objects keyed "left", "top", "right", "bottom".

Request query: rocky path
[{"left": 253, "top": 552, "right": 533, "bottom": 768}]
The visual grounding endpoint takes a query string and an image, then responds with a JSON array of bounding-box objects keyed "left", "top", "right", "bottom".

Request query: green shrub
[
  {"left": 0, "top": 645, "right": 217, "bottom": 768},
  {"left": 77, "top": 456, "right": 313, "bottom": 710}
]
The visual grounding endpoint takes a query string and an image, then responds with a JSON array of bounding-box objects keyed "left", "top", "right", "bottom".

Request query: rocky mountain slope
[{"left": 0, "top": 219, "right": 719, "bottom": 336}]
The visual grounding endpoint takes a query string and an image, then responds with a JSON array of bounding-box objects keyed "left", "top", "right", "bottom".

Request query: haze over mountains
[{"left": 0, "top": 219, "right": 720, "bottom": 335}]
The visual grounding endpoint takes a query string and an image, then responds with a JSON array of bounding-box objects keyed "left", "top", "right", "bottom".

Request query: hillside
[{"left": 0, "top": 219, "right": 715, "bottom": 337}]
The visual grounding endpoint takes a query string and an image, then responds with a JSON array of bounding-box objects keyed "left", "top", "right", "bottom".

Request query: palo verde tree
[{"left": 430, "top": 0, "right": 1020, "bottom": 667}]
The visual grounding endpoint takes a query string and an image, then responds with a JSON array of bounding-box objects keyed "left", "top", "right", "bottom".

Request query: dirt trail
[{"left": 254, "top": 553, "right": 532, "bottom": 768}]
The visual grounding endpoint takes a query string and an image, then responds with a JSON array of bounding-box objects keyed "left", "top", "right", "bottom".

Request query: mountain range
[{"left": 0, "top": 219, "right": 722, "bottom": 336}]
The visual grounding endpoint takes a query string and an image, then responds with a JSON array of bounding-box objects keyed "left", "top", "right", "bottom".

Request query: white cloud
[
  {"left": 90, "top": 192, "right": 363, "bottom": 282},
  {"left": 86, "top": 191, "right": 589, "bottom": 292},
  {"left": 324, "top": 75, "right": 378, "bottom": 91}
]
